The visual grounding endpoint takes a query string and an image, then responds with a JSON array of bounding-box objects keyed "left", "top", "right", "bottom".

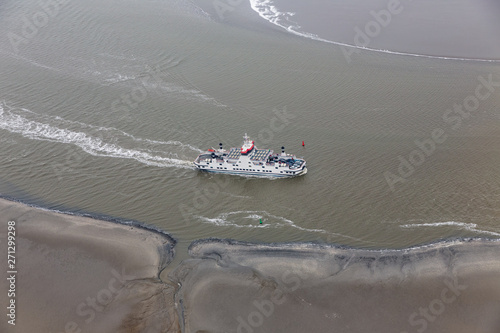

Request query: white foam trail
[
  {"left": 401, "top": 221, "right": 500, "bottom": 237},
  {"left": 139, "top": 138, "right": 204, "bottom": 153},
  {"left": 197, "top": 210, "right": 326, "bottom": 233},
  {"left": 0, "top": 49, "right": 63, "bottom": 71},
  {"left": 197, "top": 210, "right": 365, "bottom": 242},
  {"left": 103, "top": 74, "right": 136, "bottom": 84},
  {"left": 25, "top": 111, "right": 204, "bottom": 154},
  {"left": 248, "top": 0, "right": 500, "bottom": 63},
  {"left": 3, "top": 48, "right": 228, "bottom": 107},
  {"left": 40, "top": 113, "right": 204, "bottom": 154},
  {"left": 0, "top": 102, "right": 196, "bottom": 169}
]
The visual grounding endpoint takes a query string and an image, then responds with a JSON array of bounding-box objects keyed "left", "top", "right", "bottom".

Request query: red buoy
[{"left": 302, "top": 141, "right": 305, "bottom": 146}]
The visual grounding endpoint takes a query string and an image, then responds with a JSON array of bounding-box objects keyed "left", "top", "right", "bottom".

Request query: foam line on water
[
  {"left": 32, "top": 111, "right": 205, "bottom": 154},
  {"left": 138, "top": 138, "right": 204, "bottom": 153},
  {"left": 90, "top": 55, "right": 228, "bottom": 107},
  {"left": 196, "top": 210, "right": 367, "bottom": 242},
  {"left": 197, "top": 210, "right": 327, "bottom": 233},
  {"left": 1, "top": 50, "right": 63, "bottom": 72},
  {"left": 401, "top": 221, "right": 500, "bottom": 237},
  {"left": 248, "top": 0, "right": 500, "bottom": 63},
  {"left": 0, "top": 102, "right": 196, "bottom": 169}
]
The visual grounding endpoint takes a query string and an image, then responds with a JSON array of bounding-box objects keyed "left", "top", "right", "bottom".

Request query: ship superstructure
[{"left": 194, "top": 134, "right": 307, "bottom": 177}]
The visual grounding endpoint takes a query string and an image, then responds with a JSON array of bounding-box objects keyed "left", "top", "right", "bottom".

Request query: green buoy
[{"left": 259, "top": 219, "right": 262, "bottom": 224}]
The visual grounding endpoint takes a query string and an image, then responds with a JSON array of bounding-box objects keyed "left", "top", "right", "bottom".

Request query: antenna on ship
[
  {"left": 219, "top": 142, "right": 223, "bottom": 151},
  {"left": 281, "top": 146, "right": 285, "bottom": 155}
]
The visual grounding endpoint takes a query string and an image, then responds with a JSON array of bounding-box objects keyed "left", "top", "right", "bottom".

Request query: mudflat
[
  {"left": 172, "top": 239, "right": 500, "bottom": 333},
  {"left": 2, "top": 199, "right": 499, "bottom": 332},
  {"left": 0, "top": 198, "right": 178, "bottom": 333}
]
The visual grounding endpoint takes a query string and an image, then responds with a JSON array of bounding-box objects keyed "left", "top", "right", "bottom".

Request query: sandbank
[
  {"left": 172, "top": 238, "right": 500, "bottom": 333},
  {"left": 0, "top": 198, "right": 178, "bottom": 333},
  {"left": 2, "top": 198, "right": 499, "bottom": 332}
]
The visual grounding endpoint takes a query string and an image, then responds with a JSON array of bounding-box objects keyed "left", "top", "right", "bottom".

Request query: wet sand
[
  {"left": 0, "top": 198, "right": 178, "bottom": 333},
  {"left": 1, "top": 199, "right": 500, "bottom": 332},
  {"left": 172, "top": 239, "right": 500, "bottom": 333}
]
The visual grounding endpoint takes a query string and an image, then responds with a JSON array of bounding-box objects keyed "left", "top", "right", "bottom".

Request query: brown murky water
[{"left": 0, "top": 0, "right": 499, "bottom": 261}]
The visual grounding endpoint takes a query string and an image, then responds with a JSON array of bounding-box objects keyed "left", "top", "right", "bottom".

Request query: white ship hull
[{"left": 194, "top": 134, "right": 307, "bottom": 178}]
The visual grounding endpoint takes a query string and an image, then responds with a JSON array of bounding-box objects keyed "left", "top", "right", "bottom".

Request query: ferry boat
[{"left": 194, "top": 134, "right": 307, "bottom": 178}]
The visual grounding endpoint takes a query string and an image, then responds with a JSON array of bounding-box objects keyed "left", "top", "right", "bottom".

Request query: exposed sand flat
[
  {"left": 2, "top": 198, "right": 499, "bottom": 333},
  {"left": 0, "top": 198, "right": 179, "bottom": 333},
  {"left": 172, "top": 239, "right": 500, "bottom": 333}
]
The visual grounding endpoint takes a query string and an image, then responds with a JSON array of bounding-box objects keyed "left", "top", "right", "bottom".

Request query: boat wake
[
  {"left": 401, "top": 221, "right": 500, "bottom": 237},
  {"left": 0, "top": 102, "right": 197, "bottom": 169}
]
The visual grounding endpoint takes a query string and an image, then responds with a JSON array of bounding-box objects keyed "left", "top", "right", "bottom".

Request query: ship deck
[{"left": 226, "top": 147, "right": 271, "bottom": 161}]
